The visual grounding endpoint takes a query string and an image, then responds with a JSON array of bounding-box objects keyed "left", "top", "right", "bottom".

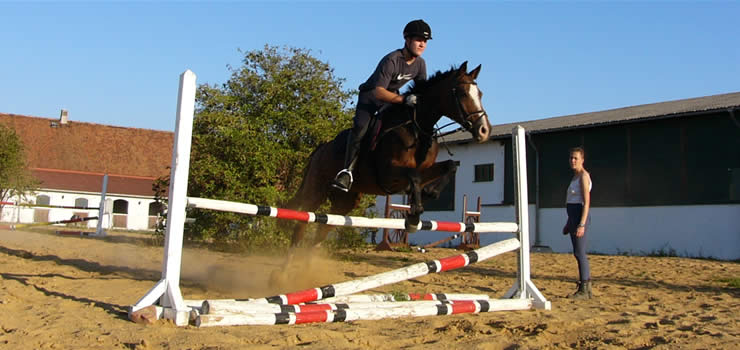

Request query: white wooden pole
[
  {"left": 187, "top": 197, "right": 518, "bottom": 233},
  {"left": 202, "top": 299, "right": 488, "bottom": 315},
  {"left": 94, "top": 174, "right": 108, "bottom": 236},
  {"left": 503, "top": 126, "right": 551, "bottom": 310},
  {"left": 129, "top": 70, "right": 197, "bottom": 326},
  {"left": 196, "top": 299, "right": 532, "bottom": 327}
]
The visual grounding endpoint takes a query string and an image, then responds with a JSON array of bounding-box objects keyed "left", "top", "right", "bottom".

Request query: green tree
[
  {"left": 0, "top": 125, "right": 38, "bottom": 217},
  {"left": 184, "top": 45, "right": 358, "bottom": 246}
]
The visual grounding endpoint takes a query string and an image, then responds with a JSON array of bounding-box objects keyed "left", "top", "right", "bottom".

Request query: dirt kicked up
[{"left": 0, "top": 228, "right": 737, "bottom": 349}]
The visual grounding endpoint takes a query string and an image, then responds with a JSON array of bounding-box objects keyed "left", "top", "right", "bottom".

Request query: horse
[{"left": 285, "top": 61, "right": 491, "bottom": 247}]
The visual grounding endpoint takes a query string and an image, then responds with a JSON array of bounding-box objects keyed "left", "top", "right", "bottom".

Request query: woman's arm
[{"left": 577, "top": 172, "right": 591, "bottom": 237}]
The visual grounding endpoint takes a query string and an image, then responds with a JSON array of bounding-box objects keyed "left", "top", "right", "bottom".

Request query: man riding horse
[
  {"left": 285, "top": 17, "right": 490, "bottom": 247},
  {"left": 331, "top": 19, "right": 432, "bottom": 192}
]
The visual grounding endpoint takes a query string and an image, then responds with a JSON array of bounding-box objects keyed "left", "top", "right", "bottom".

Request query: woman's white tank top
[{"left": 566, "top": 174, "right": 592, "bottom": 204}]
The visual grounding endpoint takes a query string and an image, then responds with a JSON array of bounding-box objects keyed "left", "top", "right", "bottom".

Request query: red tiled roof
[
  {"left": 0, "top": 113, "right": 173, "bottom": 178},
  {"left": 31, "top": 168, "right": 159, "bottom": 197}
]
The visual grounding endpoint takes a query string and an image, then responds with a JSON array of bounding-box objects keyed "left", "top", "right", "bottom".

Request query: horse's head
[{"left": 447, "top": 61, "right": 491, "bottom": 143}]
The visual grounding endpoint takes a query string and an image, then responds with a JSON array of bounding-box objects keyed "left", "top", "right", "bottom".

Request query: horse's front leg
[{"left": 405, "top": 168, "right": 423, "bottom": 233}]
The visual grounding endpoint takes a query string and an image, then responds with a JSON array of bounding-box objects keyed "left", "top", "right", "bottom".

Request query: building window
[
  {"left": 36, "top": 195, "right": 50, "bottom": 206},
  {"left": 113, "top": 199, "right": 129, "bottom": 214},
  {"left": 148, "top": 202, "right": 164, "bottom": 216},
  {"left": 75, "top": 198, "right": 88, "bottom": 208},
  {"left": 474, "top": 163, "right": 494, "bottom": 182}
]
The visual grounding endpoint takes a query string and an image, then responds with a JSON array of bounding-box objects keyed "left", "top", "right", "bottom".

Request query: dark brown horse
[{"left": 285, "top": 61, "right": 491, "bottom": 247}]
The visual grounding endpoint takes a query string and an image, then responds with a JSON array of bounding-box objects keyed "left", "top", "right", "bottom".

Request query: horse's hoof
[{"left": 405, "top": 219, "right": 419, "bottom": 233}]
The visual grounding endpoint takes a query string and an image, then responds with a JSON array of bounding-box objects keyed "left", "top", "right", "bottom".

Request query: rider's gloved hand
[{"left": 403, "top": 94, "right": 418, "bottom": 107}]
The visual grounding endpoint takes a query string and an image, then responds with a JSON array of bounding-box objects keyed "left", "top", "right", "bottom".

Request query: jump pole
[
  {"left": 221, "top": 238, "right": 519, "bottom": 306},
  {"left": 203, "top": 298, "right": 493, "bottom": 315},
  {"left": 187, "top": 197, "right": 518, "bottom": 234},
  {"left": 202, "top": 292, "right": 491, "bottom": 306},
  {"left": 309, "top": 292, "right": 489, "bottom": 303},
  {"left": 197, "top": 299, "right": 531, "bottom": 327},
  {"left": 3, "top": 216, "right": 99, "bottom": 230}
]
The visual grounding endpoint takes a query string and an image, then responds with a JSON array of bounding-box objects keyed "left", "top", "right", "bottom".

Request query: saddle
[
  {"left": 333, "top": 105, "right": 411, "bottom": 157},
  {"left": 368, "top": 103, "right": 412, "bottom": 151}
]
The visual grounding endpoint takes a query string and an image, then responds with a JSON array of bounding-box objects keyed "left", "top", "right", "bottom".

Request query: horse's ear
[
  {"left": 457, "top": 61, "right": 469, "bottom": 77},
  {"left": 469, "top": 64, "right": 482, "bottom": 80}
]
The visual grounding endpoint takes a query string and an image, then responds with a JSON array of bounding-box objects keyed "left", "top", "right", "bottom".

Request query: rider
[{"left": 331, "top": 19, "right": 432, "bottom": 192}]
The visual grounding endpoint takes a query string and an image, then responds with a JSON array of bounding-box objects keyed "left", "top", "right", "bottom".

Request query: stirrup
[{"left": 331, "top": 169, "right": 353, "bottom": 192}]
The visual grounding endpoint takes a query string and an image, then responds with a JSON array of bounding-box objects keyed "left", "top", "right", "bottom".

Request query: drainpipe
[{"left": 526, "top": 132, "right": 552, "bottom": 253}]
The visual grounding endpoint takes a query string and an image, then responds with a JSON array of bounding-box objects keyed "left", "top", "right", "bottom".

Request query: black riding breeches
[
  {"left": 566, "top": 203, "right": 591, "bottom": 281},
  {"left": 351, "top": 102, "right": 379, "bottom": 141}
]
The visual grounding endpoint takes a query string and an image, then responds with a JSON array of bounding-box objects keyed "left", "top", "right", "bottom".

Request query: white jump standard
[{"left": 128, "top": 70, "right": 550, "bottom": 327}]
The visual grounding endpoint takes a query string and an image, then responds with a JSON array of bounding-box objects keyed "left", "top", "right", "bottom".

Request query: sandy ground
[{"left": 0, "top": 227, "right": 738, "bottom": 350}]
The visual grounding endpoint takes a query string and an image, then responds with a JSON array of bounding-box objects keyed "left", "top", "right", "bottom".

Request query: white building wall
[
  {"left": 120, "top": 196, "right": 158, "bottom": 231},
  {"left": 1, "top": 190, "right": 158, "bottom": 231},
  {"left": 1, "top": 191, "right": 108, "bottom": 228},
  {"left": 375, "top": 138, "right": 740, "bottom": 261},
  {"left": 538, "top": 205, "right": 740, "bottom": 260},
  {"left": 435, "top": 140, "right": 506, "bottom": 204}
]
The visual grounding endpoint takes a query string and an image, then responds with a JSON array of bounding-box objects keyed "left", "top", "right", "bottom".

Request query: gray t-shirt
[{"left": 358, "top": 49, "right": 427, "bottom": 105}]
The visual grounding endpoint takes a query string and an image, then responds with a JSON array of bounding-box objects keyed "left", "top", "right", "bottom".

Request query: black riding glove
[{"left": 403, "top": 94, "right": 418, "bottom": 107}]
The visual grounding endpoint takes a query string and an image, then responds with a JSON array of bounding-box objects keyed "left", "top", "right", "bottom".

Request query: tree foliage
[
  {"left": 184, "top": 45, "right": 356, "bottom": 246},
  {"left": 0, "top": 125, "right": 38, "bottom": 215}
]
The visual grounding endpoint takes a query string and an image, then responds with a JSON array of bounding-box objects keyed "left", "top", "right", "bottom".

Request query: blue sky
[{"left": 2, "top": 1, "right": 738, "bottom": 132}]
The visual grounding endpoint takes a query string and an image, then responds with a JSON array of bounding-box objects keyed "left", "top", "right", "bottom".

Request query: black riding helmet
[{"left": 403, "top": 19, "right": 432, "bottom": 40}]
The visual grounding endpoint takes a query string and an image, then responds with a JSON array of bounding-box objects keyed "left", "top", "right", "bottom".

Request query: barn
[
  {"left": 0, "top": 112, "right": 172, "bottom": 231},
  {"left": 380, "top": 92, "right": 740, "bottom": 260}
]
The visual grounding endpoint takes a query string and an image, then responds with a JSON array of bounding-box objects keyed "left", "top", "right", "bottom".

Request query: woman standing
[{"left": 563, "top": 147, "right": 593, "bottom": 299}]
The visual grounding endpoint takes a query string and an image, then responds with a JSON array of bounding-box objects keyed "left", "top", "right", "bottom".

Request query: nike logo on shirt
[{"left": 395, "top": 74, "right": 413, "bottom": 81}]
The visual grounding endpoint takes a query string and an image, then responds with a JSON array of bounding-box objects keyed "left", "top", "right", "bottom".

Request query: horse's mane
[{"left": 406, "top": 65, "right": 458, "bottom": 96}]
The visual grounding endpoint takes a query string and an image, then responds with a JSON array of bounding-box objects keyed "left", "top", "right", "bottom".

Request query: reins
[{"left": 374, "top": 79, "right": 485, "bottom": 156}]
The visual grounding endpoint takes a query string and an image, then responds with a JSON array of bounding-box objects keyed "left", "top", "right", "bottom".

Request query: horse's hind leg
[
  {"left": 284, "top": 145, "right": 334, "bottom": 247},
  {"left": 273, "top": 190, "right": 329, "bottom": 287},
  {"left": 310, "top": 191, "right": 362, "bottom": 247}
]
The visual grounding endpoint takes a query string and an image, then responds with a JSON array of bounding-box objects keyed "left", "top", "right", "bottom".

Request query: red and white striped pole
[
  {"left": 203, "top": 298, "right": 487, "bottom": 315},
  {"left": 241, "top": 238, "right": 519, "bottom": 305},
  {"left": 2, "top": 216, "right": 98, "bottom": 230},
  {"left": 187, "top": 197, "right": 518, "bottom": 234},
  {"left": 197, "top": 299, "right": 532, "bottom": 327}
]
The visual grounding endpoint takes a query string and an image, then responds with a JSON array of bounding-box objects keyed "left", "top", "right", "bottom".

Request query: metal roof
[{"left": 441, "top": 91, "right": 740, "bottom": 144}]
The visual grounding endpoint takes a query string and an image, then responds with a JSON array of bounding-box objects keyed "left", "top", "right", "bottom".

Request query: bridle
[
  {"left": 450, "top": 81, "right": 487, "bottom": 132},
  {"left": 383, "top": 80, "right": 488, "bottom": 141}
]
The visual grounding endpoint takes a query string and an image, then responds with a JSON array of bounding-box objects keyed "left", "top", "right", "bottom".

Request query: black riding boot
[
  {"left": 331, "top": 133, "right": 361, "bottom": 192},
  {"left": 568, "top": 280, "right": 591, "bottom": 300}
]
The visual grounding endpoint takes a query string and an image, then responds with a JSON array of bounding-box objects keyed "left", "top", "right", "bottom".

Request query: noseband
[{"left": 451, "top": 82, "right": 487, "bottom": 131}]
